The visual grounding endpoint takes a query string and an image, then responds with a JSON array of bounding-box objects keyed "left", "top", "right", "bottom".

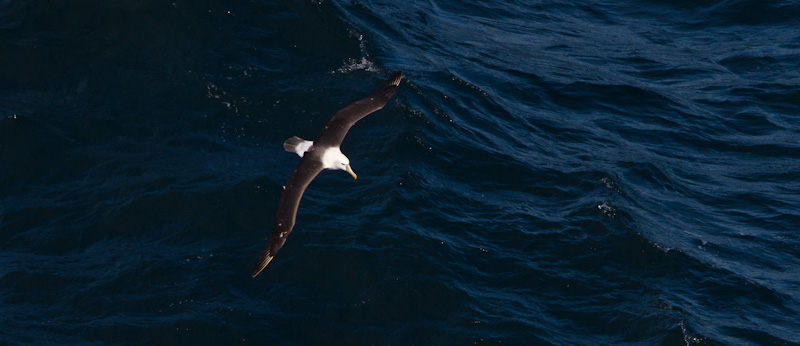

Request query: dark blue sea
[{"left": 2, "top": 0, "right": 799, "bottom": 345}]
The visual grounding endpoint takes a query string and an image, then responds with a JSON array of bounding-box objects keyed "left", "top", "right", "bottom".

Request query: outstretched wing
[
  {"left": 252, "top": 71, "right": 402, "bottom": 277},
  {"left": 252, "top": 155, "right": 324, "bottom": 277},
  {"left": 314, "top": 71, "right": 403, "bottom": 148}
]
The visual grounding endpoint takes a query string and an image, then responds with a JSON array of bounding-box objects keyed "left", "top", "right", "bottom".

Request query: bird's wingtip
[
  {"left": 367, "top": 70, "right": 403, "bottom": 100},
  {"left": 389, "top": 70, "right": 403, "bottom": 86},
  {"left": 251, "top": 254, "right": 274, "bottom": 278}
]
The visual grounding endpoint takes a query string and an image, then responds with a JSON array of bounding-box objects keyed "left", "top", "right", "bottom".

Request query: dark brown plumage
[{"left": 252, "top": 71, "right": 403, "bottom": 277}]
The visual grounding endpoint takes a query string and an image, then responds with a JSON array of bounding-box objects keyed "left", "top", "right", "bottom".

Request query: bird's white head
[{"left": 321, "top": 147, "right": 357, "bottom": 179}]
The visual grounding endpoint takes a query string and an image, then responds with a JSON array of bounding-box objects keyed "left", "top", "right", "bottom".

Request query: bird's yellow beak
[{"left": 345, "top": 164, "right": 357, "bottom": 180}]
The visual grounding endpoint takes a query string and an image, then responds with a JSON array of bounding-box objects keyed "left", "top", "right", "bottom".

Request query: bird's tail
[{"left": 283, "top": 136, "right": 313, "bottom": 157}]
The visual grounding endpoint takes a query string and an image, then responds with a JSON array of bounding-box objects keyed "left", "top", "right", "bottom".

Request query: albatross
[{"left": 252, "top": 71, "right": 403, "bottom": 277}]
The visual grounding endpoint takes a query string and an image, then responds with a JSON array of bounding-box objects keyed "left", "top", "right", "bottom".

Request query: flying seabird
[{"left": 252, "top": 71, "right": 403, "bottom": 277}]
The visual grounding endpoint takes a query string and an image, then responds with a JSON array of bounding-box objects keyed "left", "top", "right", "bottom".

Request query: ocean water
[{"left": 1, "top": 0, "right": 799, "bottom": 345}]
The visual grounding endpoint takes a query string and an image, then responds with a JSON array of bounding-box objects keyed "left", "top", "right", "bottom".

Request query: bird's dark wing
[
  {"left": 252, "top": 155, "right": 324, "bottom": 277},
  {"left": 314, "top": 71, "right": 403, "bottom": 148}
]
